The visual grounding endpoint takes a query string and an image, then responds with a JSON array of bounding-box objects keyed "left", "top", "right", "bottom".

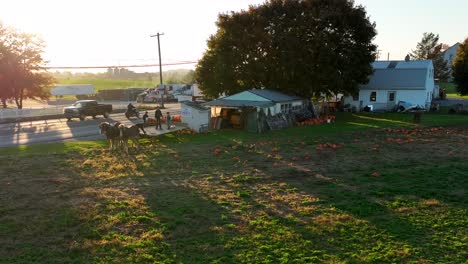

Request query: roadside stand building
[{"left": 204, "top": 89, "right": 305, "bottom": 133}]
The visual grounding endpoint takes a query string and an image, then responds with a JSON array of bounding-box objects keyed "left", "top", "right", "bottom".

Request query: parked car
[
  {"left": 63, "top": 100, "right": 112, "bottom": 121},
  {"left": 137, "top": 89, "right": 161, "bottom": 103},
  {"left": 448, "top": 103, "right": 468, "bottom": 114}
]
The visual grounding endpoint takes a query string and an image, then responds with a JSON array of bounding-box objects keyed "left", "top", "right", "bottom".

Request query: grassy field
[
  {"left": 57, "top": 78, "right": 156, "bottom": 91},
  {"left": 440, "top": 82, "right": 468, "bottom": 99},
  {"left": 1, "top": 113, "right": 467, "bottom": 263}
]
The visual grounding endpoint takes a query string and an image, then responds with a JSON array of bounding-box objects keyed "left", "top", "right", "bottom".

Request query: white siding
[
  {"left": 181, "top": 105, "right": 210, "bottom": 133},
  {"left": 271, "top": 100, "right": 304, "bottom": 115},
  {"left": 442, "top": 44, "right": 459, "bottom": 66},
  {"left": 425, "top": 65, "right": 435, "bottom": 107},
  {"left": 344, "top": 90, "right": 429, "bottom": 111}
]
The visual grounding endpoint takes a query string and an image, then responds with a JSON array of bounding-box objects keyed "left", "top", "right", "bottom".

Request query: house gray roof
[
  {"left": 362, "top": 69, "right": 428, "bottom": 90},
  {"left": 248, "top": 89, "right": 301, "bottom": 102},
  {"left": 360, "top": 60, "right": 432, "bottom": 90},
  {"left": 372, "top": 60, "right": 432, "bottom": 70},
  {"left": 203, "top": 99, "right": 274, "bottom": 108},
  {"left": 181, "top": 101, "right": 209, "bottom": 111}
]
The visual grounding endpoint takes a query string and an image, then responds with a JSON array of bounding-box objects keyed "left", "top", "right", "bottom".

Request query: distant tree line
[{"left": 0, "top": 22, "right": 54, "bottom": 108}]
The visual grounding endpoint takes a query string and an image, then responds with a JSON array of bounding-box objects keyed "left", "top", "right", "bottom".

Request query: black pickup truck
[{"left": 63, "top": 100, "right": 112, "bottom": 121}]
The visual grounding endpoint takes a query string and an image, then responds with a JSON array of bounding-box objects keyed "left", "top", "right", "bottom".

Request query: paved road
[
  {"left": 434, "top": 98, "right": 468, "bottom": 107},
  {"left": 0, "top": 106, "right": 182, "bottom": 148}
]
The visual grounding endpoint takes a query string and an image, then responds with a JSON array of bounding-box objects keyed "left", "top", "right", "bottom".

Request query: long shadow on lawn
[
  {"left": 142, "top": 180, "right": 241, "bottom": 263},
  {"left": 0, "top": 153, "right": 97, "bottom": 263},
  {"left": 114, "top": 146, "right": 242, "bottom": 263},
  {"left": 222, "top": 172, "right": 428, "bottom": 262},
  {"left": 244, "top": 155, "right": 467, "bottom": 262}
]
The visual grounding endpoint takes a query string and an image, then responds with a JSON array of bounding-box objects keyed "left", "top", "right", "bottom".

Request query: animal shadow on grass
[{"left": 144, "top": 182, "right": 240, "bottom": 263}]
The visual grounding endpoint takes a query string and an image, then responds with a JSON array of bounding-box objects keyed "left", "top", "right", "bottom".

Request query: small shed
[
  {"left": 204, "top": 89, "right": 305, "bottom": 132},
  {"left": 180, "top": 101, "right": 210, "bottom": 133}
]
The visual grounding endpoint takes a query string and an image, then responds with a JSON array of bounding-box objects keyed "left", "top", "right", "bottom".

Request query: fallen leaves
[
  {"left": 271, "top": 147, "right": 280, "bottom": 153},
  {"left": 297, "top": 115, "right": 336, "bottom": 126},
  {"left": 316, "top": 143, "right": 344, "bottom": 151}
]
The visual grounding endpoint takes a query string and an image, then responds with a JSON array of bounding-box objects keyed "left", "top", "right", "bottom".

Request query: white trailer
[{"left": 51, "top": 85, "right": 94, "bottom": 96}]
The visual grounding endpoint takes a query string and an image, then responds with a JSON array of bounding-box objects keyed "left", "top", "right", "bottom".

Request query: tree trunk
[
  {"left": 15, "top": 88, "right": 24, "bottom": 109},
  {"left": 15, "top": 97, "right": 20, "bottom": 109},
  {"left": 19, "top": 88, "right": 23, "bottom": 109}
]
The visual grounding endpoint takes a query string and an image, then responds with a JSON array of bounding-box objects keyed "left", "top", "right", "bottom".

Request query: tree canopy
[
  {"left": 195, "top": 0, "right": 377, "bottom": 99},
  {"left": 0, "top": 22, "right": 54, "bottom": 108},
  {"left": 410, "top": 32, "right": 451, "bottom": 82},
  {"left": 452, "top": 38, "right": 468, "bottom": 95}
]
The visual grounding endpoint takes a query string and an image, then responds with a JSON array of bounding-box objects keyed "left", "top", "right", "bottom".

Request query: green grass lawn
[
  {"left": 440, "top": 82, "right": 468, "bottom": 99},
  {"left": 1, "top": 113, "right": 467, "bottom": 263},
  {"left": 447, "top": 93, "right": 468, "bottom": 99}
]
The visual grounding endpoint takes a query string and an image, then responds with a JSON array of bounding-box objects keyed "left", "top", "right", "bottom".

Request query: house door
[
  {"left": 387, "top": 91, "right": 396, "bottom": 110},
  {"left": 245, "top": 109, "right": 258, "bottom": 133}
]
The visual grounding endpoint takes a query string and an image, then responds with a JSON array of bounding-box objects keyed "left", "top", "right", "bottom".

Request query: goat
[
  {"left": 118, "top": 124, "right": 141, "bottom": 153},
  {"left": 99, "top": 122, "right": 121, "bottom": 150}
]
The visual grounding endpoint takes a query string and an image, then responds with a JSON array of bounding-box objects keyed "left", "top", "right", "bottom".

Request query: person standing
[
  {"left": 142, "top": 111, "right": 149, "bottom": 124},
  {"left": 166, "top": 112, "right": 171, "bottom": 130},
  {"left": 155, "top": 107, "right": 163, "bottom": 130}
]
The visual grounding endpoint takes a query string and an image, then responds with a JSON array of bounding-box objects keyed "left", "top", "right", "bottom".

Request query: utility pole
[{"left": 150, "top": 32, "right": 165, "bottom": 107}]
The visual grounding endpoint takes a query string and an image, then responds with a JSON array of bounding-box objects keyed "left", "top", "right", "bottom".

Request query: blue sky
[{"left": 0, "top": 0, "right": 466, "bottom": 72}]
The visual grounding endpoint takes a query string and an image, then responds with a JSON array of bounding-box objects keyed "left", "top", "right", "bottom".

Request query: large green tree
[
  {"left": 452, "top": 38, "right": 468, "bottom": 95},
  {"left": 196, "top": 0, "right": 377, "bottom": 99},
  {"left": 0, "top": 22, "right": 54, "bottom": 108},
  {"left": 410, "top": 32, "right": 451, "bottom": 82}
]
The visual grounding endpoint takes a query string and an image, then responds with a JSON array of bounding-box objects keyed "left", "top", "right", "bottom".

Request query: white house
[
  {"left": 441, "top": 43, "right": 460, "bottom": 81},
  {"left": 343, "top": 60, "right": 435, "bottom": 111},
  {"left": 442, "top": 43, "right": 460, "bottom": 67}
]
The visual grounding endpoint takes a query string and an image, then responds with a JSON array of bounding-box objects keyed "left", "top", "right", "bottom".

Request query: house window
[
  {"left": 388, "top": 92, "right": 395, "bottom": 102},
  {"left": 352, "top": 93, "right": 359, "bottom": 101},
  {"left": 370, "top": 92, "right": 377, "bottom": 102},
  {"left": 281, "top": 103, "right": 292, "bottom": 113}
]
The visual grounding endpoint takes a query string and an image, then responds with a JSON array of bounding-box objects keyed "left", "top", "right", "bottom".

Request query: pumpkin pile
[
  {"left": 297, "top": 115, "right": 336, "bottom": 126},
  {"left": 176, "top": 128, "right": 197, "bottom": 135},
  {"left": 171, "top": 115, "right": 182, "bottom": 122}
]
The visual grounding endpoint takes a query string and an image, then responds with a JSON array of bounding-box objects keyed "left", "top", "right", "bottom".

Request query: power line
[{"left": 46, "top": 60, "right": 198, "bottom": 70}]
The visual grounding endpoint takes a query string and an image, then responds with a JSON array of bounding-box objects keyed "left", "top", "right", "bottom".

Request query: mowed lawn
[
  {"left": 0, "top": 113, "right": 467, "bottom": 263},
  {"left": 441, "top": 82, "right": 468, "bottom": 99}
]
